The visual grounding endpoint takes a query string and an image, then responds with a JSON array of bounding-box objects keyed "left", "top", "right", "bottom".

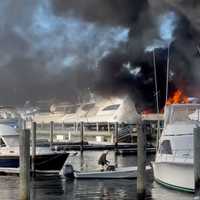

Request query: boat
[
  {"left": 152, "top": 103, "right": 200, "bottom": 192},
  {"left": 63, "top": 164, "right": 151, "bottom": 179},
  {"left": 0, "top": 124, "right": 69, "bottom": 173},
  {"left": 74, "top": 166, "right": 137, "bottom": 179},
  {"left": 0, "top": 106, "right": 22, "bottom": 128},
  {"left": 33, "top": 95, "right": 139, "bottom": 124}
]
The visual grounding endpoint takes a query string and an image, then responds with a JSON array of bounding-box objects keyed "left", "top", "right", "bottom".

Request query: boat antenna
[
  {"left": 153, "top": 50, "right": 159, "bottom": 114},
  {"left": 165, "top": 43, "right": 170, "bottom": 103},
  {"left": 153, "top": 49, "right": 160, "bottom": 149}
]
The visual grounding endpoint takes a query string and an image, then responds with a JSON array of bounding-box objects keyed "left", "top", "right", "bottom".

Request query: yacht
[
  {"left": 152, "top": 103, "right": 200, "bottom": 192},
  {"left": 0, "top": 124, "right": 69, "bottom": 172},
  {"left": 33, "top": 96, "right": 139, "bottom": 124}
]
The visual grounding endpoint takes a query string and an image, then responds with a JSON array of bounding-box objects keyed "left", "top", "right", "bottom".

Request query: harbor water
[{"left": 0, "top": 151, "right": 193, "bottom": 200}]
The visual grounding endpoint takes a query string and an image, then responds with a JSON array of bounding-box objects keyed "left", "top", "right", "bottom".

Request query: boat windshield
[
  {"left": 2, "top": 135, "right": 19, "bottom": 147},
  {"left": 164, "top": 104, "right": 200, "bottom": 125}
]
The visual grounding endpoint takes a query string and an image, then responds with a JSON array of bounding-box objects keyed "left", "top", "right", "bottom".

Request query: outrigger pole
[
  {"left": 166, "top": 43, "right": 170, "bottom": 103},
  {"left": 153, "top": 50, "right": 160, "bottom": 150}
]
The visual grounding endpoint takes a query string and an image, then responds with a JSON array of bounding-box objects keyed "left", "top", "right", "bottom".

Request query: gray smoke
[
  {"left": 0, "top": 0, "right": 200, "bottom": 110},
  {"left": 0, "top": 0, "right": 129, "bottom": 105}
]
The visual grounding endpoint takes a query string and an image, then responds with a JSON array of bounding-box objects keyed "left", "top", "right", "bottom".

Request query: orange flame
[{"left": 166, "top": 89, "right": 189, "bottom": 105}]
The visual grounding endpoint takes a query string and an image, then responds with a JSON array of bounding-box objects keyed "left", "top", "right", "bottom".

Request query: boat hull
[
  {"left": 0, "top": 153, "right": 69, "bottom": 171},
  {"left": 75, "top": 166, "right": 138, "bottom": 179},
  {"left": 152, "top": 161, "right": 194, "bottom": 192}
]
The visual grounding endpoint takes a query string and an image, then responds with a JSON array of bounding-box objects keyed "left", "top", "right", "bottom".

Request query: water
[{"left": 0, "top": 151, "right": 194, "bottom": 200}]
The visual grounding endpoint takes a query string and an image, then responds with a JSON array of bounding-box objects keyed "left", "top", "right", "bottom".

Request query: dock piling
[
  {"left": 137, "top": 121, "right": 146, "bottom": 199},
  {"left": 96, "top": 122, "right": 99, "bottom": 133},
  {"left": 114, "top": 122, "right": 119, "bottom": 152},
  {"left": 194, "top": 126, "right": 200, "bottom": 197},
  {"left": 20, "top": 129, "right": 30, "bottom": 200},
  {"left": 50, "top": 121, "right": 54, "bottom": 149},
  {"left": 80, "top": 122, "right": 84, "bottom": 151},
  {"left": 31, "top": 122, "right": 36, "bottom": 175}
]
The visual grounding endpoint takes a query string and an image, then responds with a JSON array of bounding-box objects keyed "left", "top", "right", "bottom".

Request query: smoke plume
[{"left": 0, "top": 0, "right": 200, "bottom": 112}]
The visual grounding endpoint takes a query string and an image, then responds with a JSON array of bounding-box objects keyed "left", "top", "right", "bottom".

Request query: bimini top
[{"left": 0, "top": 124, "right": 18, "bottom": 136}]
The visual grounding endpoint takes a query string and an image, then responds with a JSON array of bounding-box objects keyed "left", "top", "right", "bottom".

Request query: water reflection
[
  {"left": 31, "top": 175, "right": 64, "bottom": 200},
  {"left": 63, "top": 179, "right": 137, "bottom": 200},
  {"left": 0, "top": 151, "right": 195, "bottom": 200},
  {"left": 151, "top": 181, "right": 193, "bottom": 200}
]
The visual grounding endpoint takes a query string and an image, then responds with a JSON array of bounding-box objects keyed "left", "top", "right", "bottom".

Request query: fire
[
  {"left": 166, "top": 89, "right": 189, "bottom": 105},
  {"left": 142, "top": 108, "right": 153, "bottom": 114}
]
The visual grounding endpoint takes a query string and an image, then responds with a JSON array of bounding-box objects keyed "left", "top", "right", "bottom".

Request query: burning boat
[{"left": 33, "top": 95, "right": 139, "bottom": 124}]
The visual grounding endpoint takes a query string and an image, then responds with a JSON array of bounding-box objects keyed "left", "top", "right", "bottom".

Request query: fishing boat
[
  {"left": 63, "top": 164, "right": 151, "bottom": 179},
  {"left": 0, "top": 124, "right": 69, "bottom": 173},
  {"left": 74, "top": 166, "right": 137, "bottom": 179},
  {"left": 152, "top": 103, "right": 200, "bottom": 192}
]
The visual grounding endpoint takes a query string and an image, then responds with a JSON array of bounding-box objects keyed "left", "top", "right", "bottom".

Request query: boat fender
[{"left": 63, "top": 164, "right": 74, "bottom": 178}]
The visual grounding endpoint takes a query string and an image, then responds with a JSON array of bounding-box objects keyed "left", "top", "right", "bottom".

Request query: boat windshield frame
[
  {"left": 1, "top": 135, "right": 19, "bottom": 147},
  {"left": 164, "top": 104, "right": 200, "bottom": 125}
]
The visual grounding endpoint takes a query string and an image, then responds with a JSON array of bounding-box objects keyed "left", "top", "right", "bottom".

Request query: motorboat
[
  {"left": 63, "top": 164, "right": 151, "bottom": 179},
  {"left": 0, "top": 106, "right": 22, "bottom": 128},
  {"left": 152, "top": 104, "right": 200, "bottom": 192},
  {"left": 0, "top": 124, "right": 69, "bottom": 173},
  {"left": 74, "top": 166, "right": 137, "bottom": 179}
]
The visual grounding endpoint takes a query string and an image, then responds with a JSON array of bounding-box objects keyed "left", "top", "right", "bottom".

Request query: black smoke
[{"left": 51, "top": 0, "right": 200, "bottom": 112}]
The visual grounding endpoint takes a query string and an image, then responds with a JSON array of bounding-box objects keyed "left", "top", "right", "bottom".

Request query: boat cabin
[{"left": 0, "top": 124, "right": 19, "bottom": 148}]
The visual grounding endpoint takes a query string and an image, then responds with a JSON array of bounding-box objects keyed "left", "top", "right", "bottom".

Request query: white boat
[
  {"left": 63, "top": 164, "right": 151, "bottom": 179},
  {"left": 74, "top": 166, "right": 138, "bottom": 179},
  {"left": 33, "top": 95, "right": 139, "bottom": 124},
  {"left": 0, "top": 106, "right": 22, "bottom": 128},
  {"left": 152, "top": 103, "right": 200, "bottom": 192}
]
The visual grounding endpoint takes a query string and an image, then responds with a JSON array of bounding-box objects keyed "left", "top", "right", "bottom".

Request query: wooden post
[
  {"left": 114, "top": 150, "right": 118, "bottom": 168},
  {"left": 74, "top": 122, "right": 76, "bottom": 133},
  {"left": 194, "top": 126, "right": 200, "bottom": 197},
  {"left": 110, "top": 123, "right": 114, "bottom": 143},
  {"left": 31, "top": 122, "right": 36, "bottom": 175},
  {"left": 20, "top": 129, "right": 30, "bottom": 200},
  {"left": 50, "top": 121, "right": 54, "bottom": 149},
  {"left": 22, "top": 120, "right": 26, "bottom": 130},
  {"left": 80, "top": 122, "right": 84, "bottom": 151},
  {"left": 114, "top": 122, "right": 119, "bottom": 152},
  {"left": 80, "top": 151, "right": 84, "bottom": 171},
  {"left": 96, "top": 122, "right": 99, "bottom": 133},
  {"left": 68, "top": 132, "right": 71, "bottom": 141},
  {"left": 108, "top": 122, "right": 110, "bottom": 134},
  {"left": 108, "top": 122, "right": 112, "bottom": 143},
  {"left": 137, "top": 120, "right": 146, "bottom": 199}
]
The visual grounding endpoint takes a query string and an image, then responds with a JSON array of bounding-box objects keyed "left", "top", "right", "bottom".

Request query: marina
[
  {"left": 0, "top": 102, "right": 198, "bottom": 199},
  {"left": 0, "top": 0, "right": 200, "bottom": 199},
  {"left": 0, "top": 151, "right": 193, "bottom": 200}
]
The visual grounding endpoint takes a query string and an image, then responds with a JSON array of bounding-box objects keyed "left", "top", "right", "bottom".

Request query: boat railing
[
  {"left": 164, "top": 104, "right": 200, "bottom": 126},
  {"left": 118, "top": 125, "right": 134, "bottom": 142}
]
